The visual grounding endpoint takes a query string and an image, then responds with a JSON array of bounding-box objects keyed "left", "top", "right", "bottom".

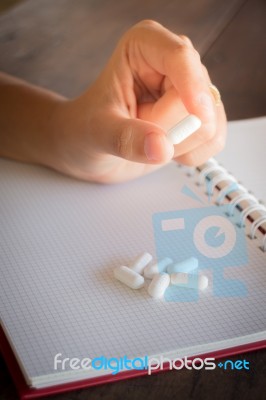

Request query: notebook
[{"left": 0, "top": 117, "right": 266, "bottom": 399}]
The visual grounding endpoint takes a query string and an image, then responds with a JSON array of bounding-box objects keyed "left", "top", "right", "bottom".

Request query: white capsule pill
[
  {"left": 167, "top": 257, "right": 198, "bottom": 274},
  {"left": 114, "top": 266, "right": 144, "bottom": 289},
  {"left": 167, "top": 114, "right": 202, "bottom": 145},
  {"left": 144, "top": 257, "right": 173, "bottom": 279},
  {"left": 148, "top": 273, "right": 171, "bottom": 299},
  {"left": 170, "top": 273, "right": 208, "bottom": 291},
  {"left": 130, "top": 252, "right": 153, "bottom": 275}
]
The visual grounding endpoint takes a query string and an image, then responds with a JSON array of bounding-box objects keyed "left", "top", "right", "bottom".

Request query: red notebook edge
[{"left": 1, "top": 324, "right": 266, "bottom": 400}]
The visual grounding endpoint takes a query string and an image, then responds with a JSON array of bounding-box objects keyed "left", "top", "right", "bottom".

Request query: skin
[{"left": 0, "top": 20, "right": 227, "bottom": 183}]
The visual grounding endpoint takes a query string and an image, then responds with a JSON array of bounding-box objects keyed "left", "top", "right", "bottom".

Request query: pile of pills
[{"left": 113, "top": 253, "right": 208, "bottom": 300}]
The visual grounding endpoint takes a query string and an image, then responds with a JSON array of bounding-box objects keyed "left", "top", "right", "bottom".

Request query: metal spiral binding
[{"left": 181, "top": 158, "right": 266, "bottom": 252}]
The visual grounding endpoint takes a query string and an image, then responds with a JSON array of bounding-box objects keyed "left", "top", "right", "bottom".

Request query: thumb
[{"left": 94, "top": 116, "right": 174, "bottom": 163}]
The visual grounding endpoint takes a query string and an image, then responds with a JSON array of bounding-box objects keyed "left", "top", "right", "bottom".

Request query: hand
[{"left": 50, "top": 20, "right": 227, "bottom": 183}]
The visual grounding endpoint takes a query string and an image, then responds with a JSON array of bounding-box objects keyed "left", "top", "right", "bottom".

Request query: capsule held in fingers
[{"left": 167, "top": 114, "right": 202, "bottom": 145}]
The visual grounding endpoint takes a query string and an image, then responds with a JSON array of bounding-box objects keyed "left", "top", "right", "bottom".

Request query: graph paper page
[{"left": 0, "top": 147, "right": 265, "bottom": 387}]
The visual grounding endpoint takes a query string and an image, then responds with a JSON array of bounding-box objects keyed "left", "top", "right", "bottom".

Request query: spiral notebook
[{"left": 0, "top": 117, "right": 266, "bottom": 399}]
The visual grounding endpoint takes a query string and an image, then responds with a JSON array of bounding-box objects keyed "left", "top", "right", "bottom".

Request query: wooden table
[{"left": 0, "top": 0, "right": 265, "bottom": 399}]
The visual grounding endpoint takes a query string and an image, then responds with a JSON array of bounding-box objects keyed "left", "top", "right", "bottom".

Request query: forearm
[
  {"left": 0, "top": 21, "right": 227, "bottom": 184},
  {"left": 0, "top": 72, "right": 66, "bottom": 166}
]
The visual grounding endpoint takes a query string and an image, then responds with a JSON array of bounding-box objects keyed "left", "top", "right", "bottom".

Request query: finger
[
  {"left": 172, "top": 102, "right": 226, "bottom": 158},
  {"left": 138, "top": 86, "right": 188, "bottom": 129},
  {"left": 128, "top": 20, "right": 216, "bottom": 137},
  {"left": 175, "top": 101, "right": 227, "bottom": 165},
  {"left": 158, "top": 65, "right": 226, "bottom": 158},
  {"left": 91, "top": 112, "right": 174, "bottom": 164}
]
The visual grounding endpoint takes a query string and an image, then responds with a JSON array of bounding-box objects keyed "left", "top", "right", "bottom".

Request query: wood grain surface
[
  {"left": 0, "top": 0, "right": 245, "bottom": 97},
  {"left": 0, "top": 0, "right": 265, "bottom": 399},
  {"left": 202, "top": 0, "right": 266, "bottom": 119}
]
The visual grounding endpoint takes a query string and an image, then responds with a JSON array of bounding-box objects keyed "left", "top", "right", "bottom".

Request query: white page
[
  {"left": 216, "top": 117, "right": 266, "bottom": 202},
  {"left": 0, "top": 155, "right": 265, "bottom": 388}
]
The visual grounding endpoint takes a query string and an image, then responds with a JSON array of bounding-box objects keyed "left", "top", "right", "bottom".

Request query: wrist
[
  {"left": 47, "top": 91, "right": 96, "bottom": 176},
  {"left": 27, "top": 96, "right": 68, "bottom": 169}
]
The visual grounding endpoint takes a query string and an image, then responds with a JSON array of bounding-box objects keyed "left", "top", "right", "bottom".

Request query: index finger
[{"left": 127, "top": 20, "right": 217, "bottom": 139}]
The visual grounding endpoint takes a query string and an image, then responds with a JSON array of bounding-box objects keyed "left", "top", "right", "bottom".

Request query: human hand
[{"left": 52, "top": 20, "right": 227, "bottom": 183}]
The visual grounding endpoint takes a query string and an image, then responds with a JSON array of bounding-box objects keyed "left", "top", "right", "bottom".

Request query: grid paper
[{"left": 0, "top": 158, "right": 265, "bottom": 387}]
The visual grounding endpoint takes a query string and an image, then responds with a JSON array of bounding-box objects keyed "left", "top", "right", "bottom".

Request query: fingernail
[
  {"left": 144, "top": 133, "right": 161, "bottom": 161},
  {"left": 144, "top": 133, "right": 174, "bottom": 161}
]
